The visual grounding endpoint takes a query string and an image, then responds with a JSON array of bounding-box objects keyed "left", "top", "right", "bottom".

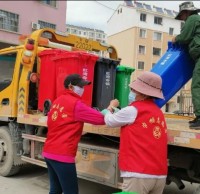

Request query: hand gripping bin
[
  {"left": 151, "top": 42, "right": 195, "bottom": 108},
  {"left": 53, "top": 51, "right": 99, "bottom": 106},
  {"left": 92, "top": 58, "right": 120, "bottom": 111},
  {"left": 114, "top": 65, "right": 135, "bottom": 108},
  {"left": 38, "top": 49, "right": 67, "bottom": 112}
]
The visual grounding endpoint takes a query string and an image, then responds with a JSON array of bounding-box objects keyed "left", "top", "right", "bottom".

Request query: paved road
[{"left": 0, "top": 165, "right": 199, "bottom": 194}]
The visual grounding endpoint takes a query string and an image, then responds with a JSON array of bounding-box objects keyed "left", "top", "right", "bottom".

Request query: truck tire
[
  {"left": 194, "top": 185, "right": 200, "bottom": 194},
  {"left": 0, "top": 126, "right": 21, "bottom": 176}
]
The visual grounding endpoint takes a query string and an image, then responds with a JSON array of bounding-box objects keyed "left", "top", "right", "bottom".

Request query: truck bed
[
  {"left": 166, "top": 117, "right": 200, "bottom": 149},
  {"left": 19, "top": 112, "right": 200, "bottom": 150},
  {"left": 83, "top": 116, "right": 200, "bottom": 150},
  {"left": 21, "top": 114, "right": 200, "bottom": 188}
]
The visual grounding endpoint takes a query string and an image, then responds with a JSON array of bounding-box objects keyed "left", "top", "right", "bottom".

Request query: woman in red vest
[
  {"left": 105, "top": 71, "right": 167, "bottom": 194},
  {"left": 43, "top": 74, "right": 107, "bottom": 194}
]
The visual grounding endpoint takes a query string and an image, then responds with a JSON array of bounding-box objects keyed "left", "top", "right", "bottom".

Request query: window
[
  {"left": 153, "top": 47, "right": 161, "bottom": 56},
  {"left": 71, "top": 29, "right": 78, "bottom": 34},
  {"left": 138, "top": 61, "right": 144, "bottom": 70},
  {"left": 155, "top": 7, "right": 164, "bottom": 14},
  {"left": 139, "top": 29, "right": 146, "bottom": 38},
  {"left": 0, "top": 10, "right": 19, "bottom": 32},
  {"left": 66, "top": 28, "right": 70, "bottom": 33},
  {"left": 38, "top": 20, "right": 56, "bottom": 29},
  {"left": 89, "top": 32, "right": 94, "bottom": 38},
  {"left": 83, "top": 31, "right": 87, "bottom": 36},
  {"left": 0, "top": 52, "right": 16, "bottom": 92},
  {"left": 165, "top": 9, "right": 173, "bottom": 16},
  {"left": 136, "top": 2, "right": 144, "bottom": 8},
  {"left": 96, "top": 33, "right": 102, "bottom": 39},
  {"left": 168, "top": 28, "right": 173, "bottom": 35},
  {"left": 140, "top": 13, "right": 146, "bottom": 22},
  {"left": 154, "top": 16, "right": 162, "bottom": 25},
  {"left": 143, "top": 4, "right": 152, "bottom": 10},
  {"left": 78, "top": 31, "right": 81, "bottom": 35},
  {"left": 139, "top": 45, "right": 145, "bottom": 54},
  {"left": 153, "top": 32, "right": 162, "bottom": 41},
  {"left": 40, "top": 0, "right": 56, "bottom": 7},
  {"left": 117, "top": 8, "right": 122, "bottom": 14}
]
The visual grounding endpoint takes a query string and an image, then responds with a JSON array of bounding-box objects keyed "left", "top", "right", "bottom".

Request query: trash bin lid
[
  {"left": 97, "top": 57, "right": 120, "bottom": 66},
  {"left": 117, "top": 65, "right": 135, "bottom": 73}
]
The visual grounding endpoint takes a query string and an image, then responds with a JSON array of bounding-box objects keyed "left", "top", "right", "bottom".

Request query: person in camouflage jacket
[{"left": 172, "top": 1, "right": 200, "bottom": 129}]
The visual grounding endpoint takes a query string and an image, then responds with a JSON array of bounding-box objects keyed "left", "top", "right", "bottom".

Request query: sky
[{"left": 66, "top": 1, "right": 200, "bottom": 33}]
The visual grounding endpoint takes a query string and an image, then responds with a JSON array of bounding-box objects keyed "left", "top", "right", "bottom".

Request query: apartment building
[
  {"left": 66, "top": 24, "right": 107, "bottom": 43},
  {"left": 107, "top": 2, "right": 191, "bottom": 113},
  {"left": 0, "top": 0, "right": 66, "bottom": 48}
]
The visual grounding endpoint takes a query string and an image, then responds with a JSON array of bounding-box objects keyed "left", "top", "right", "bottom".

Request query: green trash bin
[{"left": 114, "top": 65, "right": 135, "bottom": 108}]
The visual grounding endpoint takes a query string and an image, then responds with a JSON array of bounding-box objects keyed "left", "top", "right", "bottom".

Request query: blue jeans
[{"left": 45, "top": 158, "right": 78, "bottom": 194}]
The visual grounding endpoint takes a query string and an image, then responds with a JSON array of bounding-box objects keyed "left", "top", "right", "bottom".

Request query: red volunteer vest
[
  {"left": 43, "top": 90, "right": 83, "bottom": 157},
  {"left": 119, "top": 99, "right": 168, "bottom": 175}
]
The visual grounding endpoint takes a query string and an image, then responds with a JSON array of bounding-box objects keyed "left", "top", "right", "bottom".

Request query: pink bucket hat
[{"left": 129, "top": 71, "right": 164, "bottom": 99}]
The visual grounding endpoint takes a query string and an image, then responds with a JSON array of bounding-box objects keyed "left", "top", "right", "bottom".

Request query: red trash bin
[
  {"left": 38, "top": 49, "right": 67, "bottom": 111},
  {"left": 53, "top": 51, "right": 99, "bottom": 106}
]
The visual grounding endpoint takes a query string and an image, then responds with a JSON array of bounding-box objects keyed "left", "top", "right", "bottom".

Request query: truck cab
[{"left": 0, "top": 47, "right": 23, "bottom": 118}]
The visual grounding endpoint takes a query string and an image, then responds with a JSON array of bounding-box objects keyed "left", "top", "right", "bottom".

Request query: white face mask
[
  {"left": 73, "top": 85, "right": 84, "bottom": 97},
  {"left": 128, "top": 91, "right": 136, "bottom": 104}
]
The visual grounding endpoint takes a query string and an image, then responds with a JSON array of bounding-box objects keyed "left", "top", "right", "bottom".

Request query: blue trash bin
[{"left": 151, "top": 41, "right": 195, "bottom": 108}]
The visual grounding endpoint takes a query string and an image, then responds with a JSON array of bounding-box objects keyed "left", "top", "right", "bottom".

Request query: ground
[{"left": 0, "top": 164, "right": 198, "bottom": 194}]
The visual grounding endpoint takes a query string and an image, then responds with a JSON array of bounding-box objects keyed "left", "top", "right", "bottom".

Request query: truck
[{"left": 0, "top": 28, "right": 200, "bottom": 194}]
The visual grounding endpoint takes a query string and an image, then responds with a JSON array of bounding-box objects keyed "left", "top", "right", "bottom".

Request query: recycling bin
[
  {"left": 38, "top": 50, "right": 98, "bottom": 111},
  {"left": 151, "top": 41, "right": 195, "bottom": 108},
  {"left": 114, "top": 65, "right": 135, "bottom": 108},
  {"left": 53, "top": 51, "right": 98, "bottom": 106},
  {"left": 92, "top": 58, "right": 120, "bottom": 110},
  {"left": 38, "top": 49, "right": 66, "bottom": 111}
]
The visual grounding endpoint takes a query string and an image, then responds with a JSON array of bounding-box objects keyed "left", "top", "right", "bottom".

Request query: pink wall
[{"left": 0, "top": 1, "right": 66, "bottom": 45}]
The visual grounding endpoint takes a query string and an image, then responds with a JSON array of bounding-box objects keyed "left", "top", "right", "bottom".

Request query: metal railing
[{"left": 178, "top": 90, "right": 194, "bottom": 116}]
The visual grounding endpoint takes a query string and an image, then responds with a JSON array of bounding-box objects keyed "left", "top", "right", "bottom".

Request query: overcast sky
[{"left": 66, "top": 1, "right": 200, "bottom": 33}]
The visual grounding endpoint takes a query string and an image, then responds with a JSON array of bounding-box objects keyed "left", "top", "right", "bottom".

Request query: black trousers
[{"left": 45, "top": 158, "right": 78, "bottom": 194}]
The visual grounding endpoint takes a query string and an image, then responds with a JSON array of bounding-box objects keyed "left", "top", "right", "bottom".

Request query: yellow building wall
[{"left": 108, "top": 28, "right": 136, "bottom": 68}]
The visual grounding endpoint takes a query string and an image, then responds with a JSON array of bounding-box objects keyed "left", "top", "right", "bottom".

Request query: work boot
[{"left": 189, "top": 117, "right": 200, "bottom": 129}]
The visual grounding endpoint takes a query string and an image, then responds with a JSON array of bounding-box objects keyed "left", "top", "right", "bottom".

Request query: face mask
[
  {"left": 73, "top": 86, "right": 84, "bottom": 97},
  {"left": 128, "top": 91, "right": 136, "bottom": 104}
]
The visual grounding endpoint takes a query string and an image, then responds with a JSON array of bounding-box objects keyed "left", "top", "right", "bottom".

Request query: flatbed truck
[{"left": 0, "top": 28, "right": 200, "bottom": 194}]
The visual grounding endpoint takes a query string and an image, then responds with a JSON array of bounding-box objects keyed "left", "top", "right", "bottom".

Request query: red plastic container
[
  {"left": 38, "top": 49, "right": 66, "bottom": 111},
  {"left": 38, "top": 49, "right": 98, "bottom": 111},
  {"left": 53, "top": 51, "right": 99, "bottom": 106}
]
